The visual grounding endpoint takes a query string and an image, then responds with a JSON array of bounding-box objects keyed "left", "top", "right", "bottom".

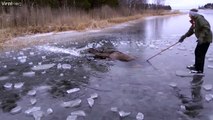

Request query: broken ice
[
  {"left": 119, "top": 111, "right": 131, "bottom": 117},
  {"left": 70, "top": 110, "right": 86, "bottom": 116},
  {"left": 169, "top": 83, "right": 177, "bottom": 88},
  {"left": 27, "top": 90, "right": 37, "bottom": 96},
  {"left": 203, "top": 84, "right": 213, "bottom": 91},
  {"left": 62, "top": 64, "right": 71, "bottom": 69},
  {"left": 61, "top": 99, "right": 81, "bottom": 108},
  {"left": 14, "top": 82, "right": 24, "bottom": 89},
  {"left": 110, "top": 107, "right": 118, "bottom": 112},
  {"left": 87, "top": 98, "right": 94, "bottom": 107},
  {"left": 66, "top": 115, "right": 77, "bottom": 120},
  {"left": 23, "top": 71, "right": 35, "bottom": 77},
  {"left": 4, "top": 83, "right": 13, "bottom": 89},
  {"left": 205, "top": 94, "right": 213, "bottom": 102},
  {"left": 0, "top": 76, "right": 9, "bottom": 81},
  {"left": 10, "top": 106, "right": 22, "bottom": 114},
  {"left": 32, "top": 110, "right": 44, "bottom": 120},
  {"left": 24, "top": 107, "right": 41, "bottom": 115},
  {"left": 32, "top": 64, "right": 55, "bottom": 71},
  {"left": 136, "top": 112, "right": 144, "bottom": 120},
  {"left": 208, "top": 65, "right": 213, "bottom": 69},
  {"left": 66, "top": 88, "right": 80, "bottom": 94},
  {"left": 90, "top": 93, "right": 98, "bottom": 99},
  {"left": 30, "top": 98, "right": 37, "bottom": 105},
  {"left": 47, "top": 108, "right": 53, "bottom": 115}
]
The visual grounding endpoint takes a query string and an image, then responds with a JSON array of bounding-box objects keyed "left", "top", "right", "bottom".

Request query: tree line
[
  {"left": 199, "top": 3, "right": 213, "bottom": 9},
  {"left": 0, "top": 0, "right": 171, "bottom": 10}
]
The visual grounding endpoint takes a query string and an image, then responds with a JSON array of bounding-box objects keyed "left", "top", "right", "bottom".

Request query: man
[{"left": 179, "top": 9, "right": 212, "bottom": 73}]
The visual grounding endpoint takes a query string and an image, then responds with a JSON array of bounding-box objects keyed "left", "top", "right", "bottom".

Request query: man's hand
[{"left": 179, "top": 35, "right": 186, "bottom": 43}]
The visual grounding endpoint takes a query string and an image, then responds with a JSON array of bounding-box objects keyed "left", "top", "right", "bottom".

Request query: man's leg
[{"left": 194, "top": 43, "right": 210, "bottom": 72}]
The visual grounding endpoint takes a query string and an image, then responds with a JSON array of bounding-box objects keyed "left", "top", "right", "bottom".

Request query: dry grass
[{"left": 0, "top": 6, "right": 181, "bottom": 44}]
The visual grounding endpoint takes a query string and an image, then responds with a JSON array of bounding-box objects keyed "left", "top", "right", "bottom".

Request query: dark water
[{"left": 0, "top": 10, "right": 213, "bottom": 120}]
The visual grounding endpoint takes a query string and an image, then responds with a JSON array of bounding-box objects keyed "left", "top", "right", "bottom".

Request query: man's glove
[{"left": 179, "top": 35, "right": 186, "bottom": 43}]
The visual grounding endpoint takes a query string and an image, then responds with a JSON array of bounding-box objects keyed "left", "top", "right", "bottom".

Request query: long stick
[{"left": 147, "top": 41, "right": 179, "bottom": 61}]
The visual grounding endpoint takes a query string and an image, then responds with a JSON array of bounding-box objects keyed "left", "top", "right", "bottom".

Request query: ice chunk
[
  {"left": 90, "top": 93, "right": 98, "bottom": 99},
  {"left": 14, "top": 82, "right": 24, "bottom": 89},
  {"left": 0, "top": 76, "right": 9, "bottom": 81},
  {"left": 41, "top": 71, "right": 46, "bottom": 74},
  {"left": 41, "top": 56, "right": 46, "bottom": 59},
  {"left": 61, "top": 99, "right": 81, "bottom": 108},
  {"left": 24, "top": 107, "right": 41, "bottom": 115},
  {"left": 60, "top": 73, "right": 64, "bottom": 76},
  {"left": 32, "top": 110, "right": 44, "bottom": 120},
  {"left": 38, "top": 62, "right": 42, "bottom": 65},
  {"left": 119, "top": 111, "right": 131, "bottom": 117},
  {"left": 180, "top": 105, "right": 186, "bottom": 111},
  {"left": 32, "top": 64, "right": 55, "bottom": 71},
  {"left": 23, "top": 71, "right": 35, "bottom": 77},
  {"left": 20, "top": 58, "right": 27, "bottom": 63},
  {"left": 4, "top": 83, "right": 13, "bottom": 89},
  {"left": 208, "top": 65, "right": 213, "bottom": 69},
  {"left": 57, "top": 63, "right": 62, "bottom": 69},
  {"left": 208, "top": 58, "right": 213, "bottom": 62},
  {"left": 30, "top": 52, "right": 35, "bottom": 56},
  {"left": 62, "top": 64, "right": 71, "bottom": 69},
  {"left": 203, "top": 84, "right": 213, "bottom": 91},
  {"left": 136, "top": 112, "right": 144, "bottom": 120},
  {"left": 178, "top": 47, "right": 186, "bottom": 51},
  {"left": 205, "top": 94, "right": 213, "bottom": 102},
  {"left": 29, "top": 62, "right": 33, "bottom": 65},
  {"left": 30, "top": 98, "right": 37, "bottom": 105},
  {"left": 27, "top": 90, "right": 37, "bottom": 96},
  {"left": 66, "top": 115, "right": 77, "bottom": 120},
  {"left": 87, "top": 98, "right": 94, "bottom": 107},
  {"left": 169, "top": 83, "right": 177, "bottom": 88},
  {"left": 110, "top": 107, "right": 118, "bottom": 112},
  {"left": 47, "top": 108, "right": 53, "bottom": 115},
  {"left": 10, "top": 106, "right": 22, "bottom": 114},
  {"left": 70, "top": 110, "right": 86, "bottom": 116},
  {"left": 66, "top": 88, "right": 80, "bottom": 94},
  {"left": 149, "top": 44, "right": 155, "bottom": 49}
]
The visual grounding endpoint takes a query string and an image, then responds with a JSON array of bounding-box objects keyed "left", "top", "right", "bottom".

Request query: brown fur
[{"left": 87, "top": 48, "right": 134, "bottom": 62}]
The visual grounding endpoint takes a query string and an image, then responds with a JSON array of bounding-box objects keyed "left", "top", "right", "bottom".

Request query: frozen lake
[{"left": 0, "top": 10, "right": 213, "bottom": 120}]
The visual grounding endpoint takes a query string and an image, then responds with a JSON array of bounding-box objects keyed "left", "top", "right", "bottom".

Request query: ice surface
[
  {"left": 23, "top": 71, "right": 35, "bottom": 77},
  {"left": 32, "top": 64, "right": 55, "bottom": 71},
  {"left": 14, "top": 82, "right": 24, "bottom": 89},
  {"left": 66, "top": 88, "right": 80, "bottom": 94},
  {"left": 136, "top": 112, "right": 144, "bottom": 120},
  {"left": 119, "top": 111, "right": 131, "bottom": 117},
  {"left": 70, "top": 110, "right": 86, "bottom": 116},
  {"left": 61, "top": 99, "right": 82, "bottom": 108},
  {"left": 10, "top": 106, "right": 22, "bottom": 114},
  {"left": 87, "top": 98, "right": 94, "bottom": 107},
  {"left": 203, "top": 84, "right": 213, "bottom": 91}
]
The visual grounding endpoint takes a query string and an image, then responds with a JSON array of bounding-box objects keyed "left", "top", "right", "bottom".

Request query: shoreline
[{"left": 0, "top": 10, "right": 182, "bottom": 51}]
